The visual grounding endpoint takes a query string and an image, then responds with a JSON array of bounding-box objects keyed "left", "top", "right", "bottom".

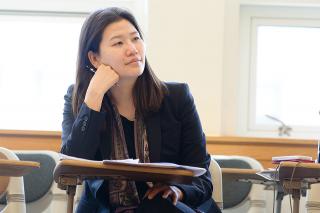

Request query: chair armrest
[{"left": 209, "top": 156, "right": 223, "bottom": 209}]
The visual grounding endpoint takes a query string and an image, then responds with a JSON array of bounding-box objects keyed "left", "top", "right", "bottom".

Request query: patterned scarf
[{"left": 108, "top": 101, "right": 150, "bottom": 211}]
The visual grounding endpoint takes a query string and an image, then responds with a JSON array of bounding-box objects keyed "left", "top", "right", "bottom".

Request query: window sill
[{"left": 0, "top": 129, "right": 61, "bottom": 137}]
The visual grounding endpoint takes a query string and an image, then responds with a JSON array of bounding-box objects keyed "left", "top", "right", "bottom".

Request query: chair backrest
[
  {"left": 0, "top": 147, "right": 26, "bottom": 213},
  {"left": 13, "top": 151, "right": 67, "bottom": 213},
  {"left": 212, "top": 155, "right": 266, "bottom": 212}
]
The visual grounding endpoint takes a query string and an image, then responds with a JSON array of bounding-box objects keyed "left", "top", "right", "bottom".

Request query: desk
[
  {"left": 221, "top": 168, "right": 286, "bottom": 213},
  {"left": 222, "top": 168, "right": 263, "bottom": 182},
  {"left": 0, "top": 158, "right": 40, "bottom": 213},
  {"left": 278, "top": 162, "right": 320, "bottom": 213},
  {"left": 0, "top": 159, "right": 40, "bottom": 176},
  {"left": 54, "top": 159, "right": 200, "bottom": 213},
  {"left": 222, "top": 163, "right": 320, "bottom": 213}
]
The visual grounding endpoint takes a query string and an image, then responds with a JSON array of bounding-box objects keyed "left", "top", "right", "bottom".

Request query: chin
[
  {"left": 131, "top": 67, "right": 144, "bottom": 76},
  {"left": 119, "top": 70, "right": 143, "bottom": 78}
]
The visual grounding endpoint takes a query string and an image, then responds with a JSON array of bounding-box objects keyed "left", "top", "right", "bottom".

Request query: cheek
[
  {"left": 139, "top": 43, "right": 146, "bottom": 58},
  {"left": 102, "top": 53, "right": 122, "bottom": 68}
]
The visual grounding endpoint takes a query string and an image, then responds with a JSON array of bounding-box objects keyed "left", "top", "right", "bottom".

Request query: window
[
  {"left": 0, "top": 0, "right": 147, "bottom": 132},
  {"left": 0, "top": 12, "right": 85, "bottom": 131},
  {"left": 240, "top": 5, "right": 320, "bottom": 138}
]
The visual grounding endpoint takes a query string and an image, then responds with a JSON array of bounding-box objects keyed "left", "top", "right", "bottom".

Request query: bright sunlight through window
[
  {"left": 255, "top": 26, "right": 320, "bottom": 128},
  {"left": 0, "top": 14, "right": 85, "bottom": 131}
]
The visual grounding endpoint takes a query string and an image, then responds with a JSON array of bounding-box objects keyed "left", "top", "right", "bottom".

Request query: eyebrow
[{"left": 110, "top": 31, "right": 139, "bottom": 41}]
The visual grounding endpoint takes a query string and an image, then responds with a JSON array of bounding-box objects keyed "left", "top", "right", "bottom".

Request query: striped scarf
[{"left": 108, "top": 101, "right": 150, "bottom": 212}]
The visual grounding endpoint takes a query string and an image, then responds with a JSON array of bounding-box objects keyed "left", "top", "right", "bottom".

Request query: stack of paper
[
  {"left": 59, "top": 154, "right": 206, "bottom": 177},
  {"left": 272, "top": 156, "right": 313, "bottom": 164},
  {"left": 102, "top": 160, "right": 206, "bottom": 176}
]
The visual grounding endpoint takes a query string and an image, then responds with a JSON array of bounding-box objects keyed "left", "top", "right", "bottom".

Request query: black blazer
[{"left": 61, "top": 82, "right": 214, "bottom": 211}]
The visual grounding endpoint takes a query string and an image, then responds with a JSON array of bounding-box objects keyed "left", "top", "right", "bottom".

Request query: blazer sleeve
[
  {"left": 60, "top": 85, "right": 106, "bottom": 160},
  {"left": 173, "top": 84, "right": 213, "bottom": 207}
]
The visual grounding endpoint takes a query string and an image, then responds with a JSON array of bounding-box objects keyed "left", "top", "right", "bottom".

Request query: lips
[{"left": 125, "top": 58, "right": 141, "bottom": 65}]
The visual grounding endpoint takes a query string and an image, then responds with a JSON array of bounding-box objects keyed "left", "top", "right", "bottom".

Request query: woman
[{"left": 61, "top": 7, "right": 221, "bottom": 213}]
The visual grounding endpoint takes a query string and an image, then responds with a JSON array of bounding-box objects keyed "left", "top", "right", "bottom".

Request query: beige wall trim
[
  {"left": 206, "top": 136, "right": 318, "bottom": 168},
  {"left": 0, "top": 130, "right": 61, "bottom": 151},
  {"left": 0, "top": 133, "right": 317, "bottom": 169},
  {"left": 206, "top": 136, "right": 317, "bottom": 146},
  {"left": 0, "top": 129, "right": 61, "bottom": 137}
]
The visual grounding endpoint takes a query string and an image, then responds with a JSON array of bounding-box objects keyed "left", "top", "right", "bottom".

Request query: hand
[
  {"left": 144, "top": 183, "right": 184, "bottom": 205},
  {"left": 88, "top": 64, "right": 119, "bottom": 95},
  {"left": 84, "top": 64, "right": 119, "bottom": 111}
]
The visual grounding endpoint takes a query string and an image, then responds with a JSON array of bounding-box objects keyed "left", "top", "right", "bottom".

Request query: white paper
[
  {"left": 272, "top": 155, "right": 312, "bottom": 161},
  {"left": 59, "top": 153, "right": 101, "bottom": 163},
  {"left": 59, "top": 154, "right": 206, "bottom": 177},
  {"left": 102, "top": 160, "right": 206, "bottom": 176},
  {"left": 102, "top": 159, "right": 140, "bottom": 164},
  {"left": 257, "top": 169, "right": 279, "bottom": 181}
]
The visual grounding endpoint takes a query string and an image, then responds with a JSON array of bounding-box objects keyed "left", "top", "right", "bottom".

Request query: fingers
[
  {"left": 170, "top": 187, "right": 179, "bottom": 205},
  {"left": 147, "top": 184, "right": 167, "bottom": 200},
  {"left": 143, "top": 187, "right": 152, "bottom": 199},
  {"left": 143, "top": 184, "right": 181, "bottom": 206},
  {"left": 162, "top": 189, "right": 172, "bottom": 199},
  {"left": 91, "top": 64, "right": 119, "bottom": 92},
  {"left": 164, "top": 186, "right": 181, "bottom": 205},
  {"left": 84, "top": 63, "right": 120, "bottom": 111},
  {"left": 143, "top": 183, "right": 164, "bottom": 199}
]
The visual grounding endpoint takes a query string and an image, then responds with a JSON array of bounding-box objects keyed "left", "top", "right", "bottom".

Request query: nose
[{"left": 125, "top": 41, "right": 138, "bottom": 56}]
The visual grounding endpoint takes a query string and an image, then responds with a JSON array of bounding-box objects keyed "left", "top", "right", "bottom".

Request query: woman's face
[{"left": 96, "top": 19, "right": 146, "bottom": 79}]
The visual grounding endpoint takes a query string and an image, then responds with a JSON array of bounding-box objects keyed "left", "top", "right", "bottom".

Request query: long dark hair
[{"left": 72, "top": 7, "right": 167, "bottom": 117}]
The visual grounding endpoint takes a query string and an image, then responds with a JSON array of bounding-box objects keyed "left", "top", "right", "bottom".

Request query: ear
[{"left": 88, "top": 51, "right": 100, "bottom": 69}]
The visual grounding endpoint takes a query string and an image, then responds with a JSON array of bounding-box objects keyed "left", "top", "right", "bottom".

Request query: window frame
[{"left": 239, "top": 5, "right": 320, "bottom": 138}]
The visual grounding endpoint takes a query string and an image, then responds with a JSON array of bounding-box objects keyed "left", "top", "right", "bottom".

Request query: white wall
[
  {"left": 148, "top": 0, "right": 320, "bottom": 136},
  {"left": 147, "top": 0, "right": 225, "bottom": 135}
]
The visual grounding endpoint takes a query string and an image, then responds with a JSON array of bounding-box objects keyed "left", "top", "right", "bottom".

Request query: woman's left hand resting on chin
[{"left": 144, "top": 183, "right": 184, "bottom": 205}]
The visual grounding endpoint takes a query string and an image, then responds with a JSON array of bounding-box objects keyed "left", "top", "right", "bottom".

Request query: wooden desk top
[
  {"left": 54, "top": 160, "right": 195, "bottom": 185},
  {"left": 221, "top": 168, "right": 266, "bottom": 181},
  {"left": 0, "top": 159, "right": 40, "bottom": 176},
  {"left": 279, "top": 162, "right": 320, "bottom": 181}
]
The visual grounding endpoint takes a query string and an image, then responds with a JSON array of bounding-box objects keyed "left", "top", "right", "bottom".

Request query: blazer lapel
[
  {"left": 100, "top": 114, "right": 112, "bottom": 160},
  {"left": 145, "top": 112, "right": 161, "bottom": 162}
]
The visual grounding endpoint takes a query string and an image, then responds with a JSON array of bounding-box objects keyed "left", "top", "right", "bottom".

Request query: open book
[{"left": 59, "top": 154, "right": 206, "bottom": 177}]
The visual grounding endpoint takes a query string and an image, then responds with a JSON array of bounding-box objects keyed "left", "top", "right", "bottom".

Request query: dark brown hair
[{"left": 72, "top": 7, "right": 167, "bottom": 117}]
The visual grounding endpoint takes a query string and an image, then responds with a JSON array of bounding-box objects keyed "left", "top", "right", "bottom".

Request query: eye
[
  {"left": 113, "top": 41, "right": 123, "bottom": 46},
  {"left": 133, "top": 36, "right": 141, "bottom": 41}
]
